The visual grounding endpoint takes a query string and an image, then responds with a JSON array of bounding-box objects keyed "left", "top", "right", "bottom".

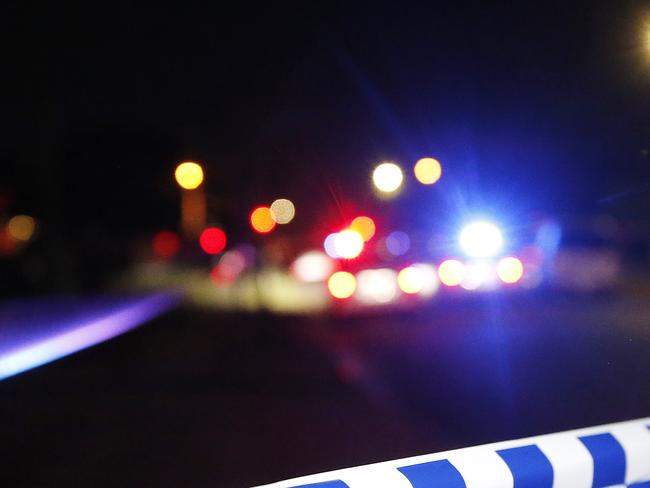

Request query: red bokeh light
[
  {"left": 152, "top": 230, "right": 181, "bottom": 259},
  {"left": 199, "top": 227, "right": 227, "bottom": 255},
  {"left": 210, "top": 265, "right": 234, "bottom": 287}
]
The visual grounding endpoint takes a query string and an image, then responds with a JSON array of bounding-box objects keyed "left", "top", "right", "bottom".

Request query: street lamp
[
  {"left": 174, "top": 161, "right": 206, "bottom": 238},
  {"left": 174, "top": 162, "right": 204, "bottom": 190}
]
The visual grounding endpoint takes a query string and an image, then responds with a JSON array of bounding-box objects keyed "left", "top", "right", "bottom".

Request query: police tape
[{"left": 256, "top": 417, "right": 650, "bottom": 487}]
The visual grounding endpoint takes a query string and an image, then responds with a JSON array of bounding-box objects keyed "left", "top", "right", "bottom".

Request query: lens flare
[
  {"left": 413, "top": 157, "right": 442, "bottom": 185},
  {"left": 199, "top": 227, "right": 227, "bottom": 255},
  {"left": 0, "top": 293, "right": 179, "bottom": 381},
  {"left": 372, "top": 162, "right": 403, "bottom": 193},
  {"left": 174, "top": 162, "right": 204, "bottom": 190},
  {"left": 438, "top": 259, "right": 465, "bottom": 287},
  {"left": 270, "top": 198, "right": 296, "bottom": 224},
  {"left": 328, "top": 271, "right": 357, "bottom": 299},
  {"left": 497, "top": 256, "right": 524, "bottom": 284},
  {"left": 250, "top": 206, "right": 276, "bottom": 234},
  {"left": 334, "top": 229, "right": 364, "bottom": 259},
  {"left": 459, "top": 221, "right": 503, "bottom": 258},
  {"left": 349, "top": 216, "right": 376, "bottom": 242}
]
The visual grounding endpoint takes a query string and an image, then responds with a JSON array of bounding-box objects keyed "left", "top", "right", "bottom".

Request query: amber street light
[{"left": 175, "top": 161, "right": 206, "bottom": 238}]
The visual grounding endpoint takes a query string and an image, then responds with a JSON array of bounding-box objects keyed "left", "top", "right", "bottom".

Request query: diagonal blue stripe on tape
[
  {"left": 290, "top": 482, "right": 348, "bottom": 488},
  {"left": 496, "top": 444, "right": 553, "bottom": 488},
  {"left": 629, "top": 483, "right": 650, "bottom": 487},
  {"left": 578, "top": 433, "right": 626, "bottom": 488},
  {"left": 398, "top": 459, "right": 466, "bottom": 488}
]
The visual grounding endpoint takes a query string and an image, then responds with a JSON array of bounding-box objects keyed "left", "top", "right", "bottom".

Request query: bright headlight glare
[{"left": 459, "top": 221, "right": 504, "bottom": 258}]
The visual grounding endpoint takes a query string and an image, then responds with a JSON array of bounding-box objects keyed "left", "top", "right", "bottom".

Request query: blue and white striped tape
[{"left": 256, "top": 417, "right": 650, "bottom": 488}]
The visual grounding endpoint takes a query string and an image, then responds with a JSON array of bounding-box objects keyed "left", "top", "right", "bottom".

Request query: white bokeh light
[
  {"left": 459, "top": 221, "right": 504, "bottom": 258},
  {"left": 291, "top": 250, "right": 336, "bottom": 283},
  {"left": 333, "top": 230, "right": 364, "bottom": 259},
  {"left": 372, "top": 162, "right": 404, "bottom": 193},
  {"left": 356, "top": 268, "right": 398, "bottom": 304}
]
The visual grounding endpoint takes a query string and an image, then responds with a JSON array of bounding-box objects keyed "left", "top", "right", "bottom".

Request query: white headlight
[{"left": 459, "top": 221, "right": 504, "bottom": 258}]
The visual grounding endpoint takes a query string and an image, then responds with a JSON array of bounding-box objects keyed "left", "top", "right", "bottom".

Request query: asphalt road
[{"left": 2, "top": 293, "right": 650, "bottom": 487}]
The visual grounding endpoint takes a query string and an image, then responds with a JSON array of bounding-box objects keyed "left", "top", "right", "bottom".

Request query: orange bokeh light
[
  {"left": 414, "top": 157, "right": 442, "bottom": 185},
  {"left": 7, "top": 215, "right": 36, "bottom": 242},
  {"left": 349, "top": 216, "right": 376, "bottom": 242},
  {"left": 250, "top": 206, "right": 276, "bottom": 234}
]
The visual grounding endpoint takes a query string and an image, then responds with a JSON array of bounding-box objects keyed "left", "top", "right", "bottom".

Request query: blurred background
[{"left": 3, "top": 0, "right": 650, "bottom": 486}]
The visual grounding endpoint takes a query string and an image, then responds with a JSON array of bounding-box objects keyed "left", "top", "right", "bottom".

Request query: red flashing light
[{"left": 199, "top": 227, "right": 227, "bottom": 255}]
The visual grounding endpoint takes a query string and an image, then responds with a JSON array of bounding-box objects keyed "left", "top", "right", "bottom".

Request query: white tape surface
[{"left": 256, "top": 417, "right": 650, "bottom": 488}]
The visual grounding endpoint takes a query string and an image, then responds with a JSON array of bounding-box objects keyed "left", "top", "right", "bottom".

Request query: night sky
[{"left": 3, "top": 1, "right": 650, "bottom": 265}]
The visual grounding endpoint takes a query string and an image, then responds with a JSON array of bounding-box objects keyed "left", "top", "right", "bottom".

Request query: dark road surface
[{"left": 2, "top": 294, "right": 650, "bottom": 487}]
